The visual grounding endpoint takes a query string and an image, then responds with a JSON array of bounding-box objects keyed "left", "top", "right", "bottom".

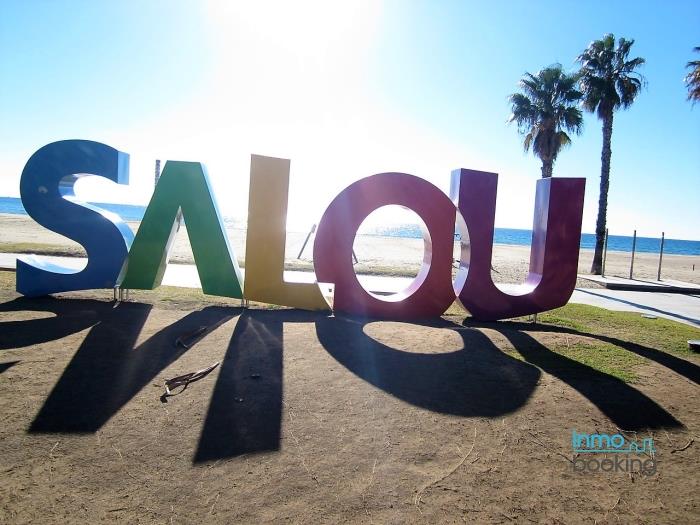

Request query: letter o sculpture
[{"left": 313, "top": 173, "right": 456, "bottom": 319}]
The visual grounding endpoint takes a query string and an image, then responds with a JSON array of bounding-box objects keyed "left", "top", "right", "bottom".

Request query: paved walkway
[
  {"left": 578, "top": 274, "right": 700, "bottom": 293},
  {"left": 569, "top": 288, "right": 699, "bottom": 327},
  {"left": 2, "top": 253, "right": 699, "bottom": 327}
]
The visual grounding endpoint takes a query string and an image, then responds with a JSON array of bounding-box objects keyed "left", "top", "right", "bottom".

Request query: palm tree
[
  {"left": 577, "top": 34, "right": 645, "bottom": 275},
  {"left": 508, "top": 64, "right": 584, "bottom": 178},
  {"left": 686, "top": 46, "right": 700, "bottom": 104}
]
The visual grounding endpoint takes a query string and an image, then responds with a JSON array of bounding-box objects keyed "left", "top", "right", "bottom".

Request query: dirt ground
[{"left": 0, "top": 281, "right": 699, "bottom": 523}]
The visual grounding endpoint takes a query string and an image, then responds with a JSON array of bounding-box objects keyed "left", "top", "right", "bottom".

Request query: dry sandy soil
[{"left": 0, "top": 275, "right": 699, "bottom": 524}]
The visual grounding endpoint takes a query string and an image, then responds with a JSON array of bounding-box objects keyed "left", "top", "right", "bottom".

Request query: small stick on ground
[
  {"left": 602, "top": 496, "right": 622, "bottom": 523},
  {"left": 284, "top": 402, "right": 320, "bottom": 485},
  {"left": 107, "top": 507, "right": 130, "bottom": 513},
  {"left": 208, "top": 493, "right": 220, "bottom": 515},
  {"left": 161, "top": 362, "right": 220, "bottom": 402},
  {"left": 526, "top": 431, "right": 572, "bottom": 464},
  {"left": 414, "top": 427, "right": 477, "bottom": 506},
  {"left": 671, "top": 439, "right": 694, "bottom": 454},
  {"left": 610, "top": 496, "right": 621, "bottom": 512}
]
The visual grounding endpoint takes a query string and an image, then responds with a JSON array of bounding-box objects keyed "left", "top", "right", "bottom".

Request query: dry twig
[
  {"left": 161, "top": 362, "right": 220, "bottom": 402},
  {"left": 526, "top": 431, "right": 572, "bottom": 464},
  {"left": 670, "top": 439, "right": 694, "bottom": 454},
  {"left": 414, "top": 427, "right": 477, "bottom": 506},
  {"left": 48, "top": 441, "right": 59, "bottom": 459}
]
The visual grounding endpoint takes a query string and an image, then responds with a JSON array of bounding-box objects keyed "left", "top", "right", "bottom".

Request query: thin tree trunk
[
  {"left": 591, "top": 111, "right": 613, "bottom": 274},
  {"left": 541, "top": 159, "right": 553, "bottom": 178}
]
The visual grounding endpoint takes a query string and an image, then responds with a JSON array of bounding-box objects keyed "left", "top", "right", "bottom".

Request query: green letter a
[{"left": 119, "top": 161, "right": 243, "bottom": 298}]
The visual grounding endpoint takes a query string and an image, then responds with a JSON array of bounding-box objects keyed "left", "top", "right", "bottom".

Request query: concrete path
[
  {"left": 2, "top": 253, "right": 699, "bottom": 327},
  {"left": 578, "top": 273, "right": 700, "bottom": 294},
  {"left": 569, "top": 288, "right": 700, "bottom": 327}
]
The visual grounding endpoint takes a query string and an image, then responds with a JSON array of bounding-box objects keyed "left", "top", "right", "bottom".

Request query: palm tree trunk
[
  {"left": 541, "top": 159, "right": 553, "bottom": 178},
  {"left": 591, "top": 111, "right": 613, "bottom": 274}
]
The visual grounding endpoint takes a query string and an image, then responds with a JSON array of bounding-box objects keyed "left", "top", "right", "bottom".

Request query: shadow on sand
[
  {"left": 0, "top": 296, "right": 108, "bottom": 349},
  {"left": 0, "top": 360, "right": 19, "bottom": 374},
  {"left": 0, "top": 297, "right": 689, "bottom": 463}
]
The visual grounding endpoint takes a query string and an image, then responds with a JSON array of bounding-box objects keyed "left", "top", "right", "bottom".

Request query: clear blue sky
[{"left": 1, "top": 0, "right": 698, "bottom": 239}]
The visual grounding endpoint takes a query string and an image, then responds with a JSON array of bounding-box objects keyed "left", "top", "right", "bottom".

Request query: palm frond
[
  {"left": 686, "top": 46, "right": 700, "bottom": 103},
  {"left": 577, "top": 33, "right": 645, "bottom": 118},
  {"left": 507, "top": 64, "right": 583, "bottom": 176},
  {"left": 557, "top": 131, "right": 572, "bottom": 148}
]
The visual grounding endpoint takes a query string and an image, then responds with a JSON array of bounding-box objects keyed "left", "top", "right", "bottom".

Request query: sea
[{"left": 2, "top": 196, "right": 698, "bottom": 256}]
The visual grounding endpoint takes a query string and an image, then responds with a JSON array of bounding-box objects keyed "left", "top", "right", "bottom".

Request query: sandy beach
[{"left": 1, "top": 213, "right": 698, "bottom": 287}]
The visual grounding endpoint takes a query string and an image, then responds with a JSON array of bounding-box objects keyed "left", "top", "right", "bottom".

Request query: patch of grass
[
  {"left": 531, "top": 311, "right": 588, "bottom": 332},
  {"left": 498, "top": 336, "right": 646, "bottom": 382},
  {"left": 554, "top": 341, "right": 645, "bottom": 382},
  {"left": 537, "top": 303, "right": 700, "bottom": 356},
  {"left": 117, "top": 285, "right": 244, "bottom": 310},
  {"left": 498, "top": 303, "right": 700, "bottom": 383}
]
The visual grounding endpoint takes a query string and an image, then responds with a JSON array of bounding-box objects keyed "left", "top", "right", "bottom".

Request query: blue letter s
[{"left": 17, "top": 140, "right": 133, "bottom": 296}]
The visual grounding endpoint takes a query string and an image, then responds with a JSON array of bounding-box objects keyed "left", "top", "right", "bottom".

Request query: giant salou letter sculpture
[{"left": 17, "top": 140, "right": 585, "bottom": 321}]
